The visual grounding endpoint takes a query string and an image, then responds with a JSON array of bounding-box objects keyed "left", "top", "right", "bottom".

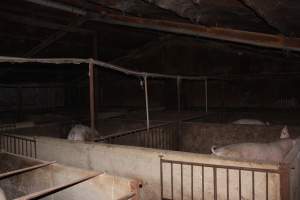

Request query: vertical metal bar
[
  {"left": 177, "top": 77, "right": 181, "bottom": 112},
  {"left": 89, "top": 62, "right": 96, "bottom": 131},
  {"left": 266, "top": 172, "right": 269, "bottom": 200},
  {"left": 202, "top": 166, "right": 204, "bottom": 200},
  {"left": 214, "top": 167, "right": 217, "bottom": 200},
  {"left": 160, "top": 158, "right": 163, "bottom": 200},
  {"left": 252, "top": 171, "right": 255, "bottom": 200},
  {"left": 181, "top": 164, "right": 183, "bottom": 200},
  {"left": 34, "top": 139, "right": 37, "bottom": 158},
  {"left": 21, "top": 138, "right": 24, "bottom": 155},
  {"left": 227, "top": 168, "right": 229, "bottom": 200},
  {"left": 25, "top": 140, "right": 28, "bottom": 156},
  {"left": 239, "top": 170, "right": 241, "bottom": 200},
  {"left": 191, "top": 165, "right": 194, "bottom": 200},
  {"left": 10, "top": 137, "right": 12, "bottom": 153},
  {"left": 14, "top": 136, "right": 16, "bottom": 154},
  {"left": 144, "top": 76, "right": 150, "bottom": 130},
  {"left": 205, "top": 78, "right": 208, "bottom": 113},
  {"left": 171, "top": 163, "right": 174, "bottom": 200}
]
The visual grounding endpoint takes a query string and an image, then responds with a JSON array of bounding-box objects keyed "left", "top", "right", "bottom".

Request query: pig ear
[{"left": 280, "top": 125, "right": 290, "bottom": 139}]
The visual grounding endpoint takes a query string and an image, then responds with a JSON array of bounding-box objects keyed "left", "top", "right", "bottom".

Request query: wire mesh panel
[
  {"left": 99, "top": 122, "right": 179, "bottom": 150},
  {"left": 0, "top": 134, "right": 37, "bottom": 158},
  {"left": 160, "top": 158, "right": 290, "bottom": 200}
]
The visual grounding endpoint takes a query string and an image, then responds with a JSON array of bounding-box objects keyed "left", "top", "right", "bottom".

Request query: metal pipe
[
  {"left": 177, "top": 77, "right": 181, "bottom": 112},
  {"left": 205, "top": 79, "right": 208, "bottom": 112},
  {"left": 15, "top": 171, "right": 102, "bottom": 200},
  {"left": 0, "top": 161, "right": 56, "bottom": 180},
  {"left": 89, "top": 62, "right": 96, "bottom": 131},
  {"left": 144, "top": 76, "right": 150, "bottom": 130}
]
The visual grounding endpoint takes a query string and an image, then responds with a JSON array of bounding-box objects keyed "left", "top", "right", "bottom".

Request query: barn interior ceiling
[{"left": 1, "top": 0, "right": 300, "bottom": 83}]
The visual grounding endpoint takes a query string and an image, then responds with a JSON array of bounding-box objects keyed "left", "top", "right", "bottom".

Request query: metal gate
[
  {"left": 98, "top": 122, "right": 179, "bottom": 150},
  {"left": 160, "top": 158, "right": 290, "bottom": 200},
  {"left": 0, "top": 134, "right": 37, "bottom": 158}
]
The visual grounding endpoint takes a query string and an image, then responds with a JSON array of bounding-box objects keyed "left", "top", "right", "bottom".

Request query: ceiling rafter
[{"left": 22, "top": 0, "right": 300, "bottom": 52}]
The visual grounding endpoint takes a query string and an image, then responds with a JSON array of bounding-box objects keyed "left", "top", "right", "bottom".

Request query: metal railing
[
  {"left": 0, "top": 134, "right": 37, "bottom": 158},
  {"left": 160, "top": 158, "right": 290, "bottom": 200},
  {"left": 0, "top": 123, "right": 17, "bottom": 133},
  {"left": 97, "top": 122, "right": 179, "bottom": 151}
]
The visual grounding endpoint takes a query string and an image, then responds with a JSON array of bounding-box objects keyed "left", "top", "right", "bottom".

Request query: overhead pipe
[
  {"left": 24, "top": 0, "right": 300, "bottom": 52},
  {"left": 0, "top": 56, "right": 209, "bottom": 81}
]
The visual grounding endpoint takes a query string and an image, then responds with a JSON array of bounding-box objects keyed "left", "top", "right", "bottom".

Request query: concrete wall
[
  {"left": 0, "top": 162, "right": 137, "bottom": 200},
  {"left": 35, "top": 137, "right": 281, "bottom": 200},
  {"left": 180, "top": 122, "right": 300, "bottom": 154}
]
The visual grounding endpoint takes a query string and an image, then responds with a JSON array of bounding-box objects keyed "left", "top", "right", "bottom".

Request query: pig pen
[
  {"left": 2, "top": 116, "right": 300, "bottom": 199},
  {"left": 33, "top": 136, "right": 300, "bottom": 200},
  {"left": 91, "top": 120, "right": 300, "bottom": 200},
  {"left": 0, "top": 152, "right": 140, "bottom": 200}
]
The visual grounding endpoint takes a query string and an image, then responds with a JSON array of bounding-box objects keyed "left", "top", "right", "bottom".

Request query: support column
[
  {"left": 89, "top": 62, "right": 95, "bottom": 130},
  {"left": 205, "top": 78, "right": 208, "bottom": 113},
  {"left": 144, "top": 76, "right": 150, "bottom": 130},
  {"left": 177, "top": 76, "right": 181, "bottom": 112},
  {"left": 93, "top": 34, "right": 99, "bottom": 122}
]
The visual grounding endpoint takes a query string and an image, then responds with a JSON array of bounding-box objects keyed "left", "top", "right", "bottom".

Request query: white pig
[
  {"left": 0, "top": 188, "right": 7, "bottom": 200},
  {"left": 211, "top": 126, "right": 295, "bottom": 162},
  {"left": 232, "top": 119, "right": 269, "bottom": 126},
  {"left": 67, "top": 124, "right": 100, "bottom": 141}
]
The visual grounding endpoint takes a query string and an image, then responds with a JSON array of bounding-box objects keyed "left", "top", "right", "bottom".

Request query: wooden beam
[
  {"left": 23, "top": 0, "right": 300, "bottom": 52},
  {"left": 92, "top": 13, "right": 300, "bottom": 52}
]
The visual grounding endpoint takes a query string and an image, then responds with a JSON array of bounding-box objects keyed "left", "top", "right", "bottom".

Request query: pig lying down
[
  {"left": 67, "top": 124, "right": 100, "bottom": 141},
  {"left": 211, "top": 126, "right": 295, "bottom": 162},
  {"left": 0, "top": 188, "right": 7, "bottom": 200},
  {"left": 232, "top": 119, "right": 270, "bottom": 126}
]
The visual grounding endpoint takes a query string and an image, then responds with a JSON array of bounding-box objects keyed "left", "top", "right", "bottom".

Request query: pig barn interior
[{"left": 1, "top": 0, "right": 300, "bottom": 200}]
